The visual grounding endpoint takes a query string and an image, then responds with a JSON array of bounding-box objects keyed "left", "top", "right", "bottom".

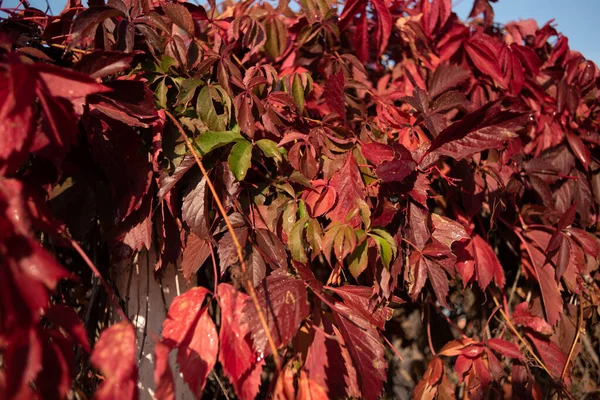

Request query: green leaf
[
  {"left": 197, "top": 85, "right": 231, "bottom": 131},
  {"left": 282, "top": 201, "right": 298, "bottom": 235},
  {"left": 348, "top": 238, "right": 369, "bottom": 279},
  {"left": 194, "top": 130, "right": 243, "bottom": 155},
  {"left": 160, "top": 55, "right": 177, "bottom": 74},
  {"left": 228, "top": 140, "right": 253, "bottom": 181},
  {"left": 368, "top": 228, "right": 397, "bottom": 269},
  {"left": 289, "top": 218, "right": 309, "bottom": 263},
  {"left": 306, "top": 219, "right": 322, "bottom": 257},
  {"left": 176, "top": 78, "right": 204, "bottom": 107},
  {"left": 155, "top": 77, "right": 168, "bottom": 109},
  {"left": 256, "top": 139, "right": 283, "bottom": 162},
  {"left": 292, "top": 74, "right": 305, "bottom": 113}
]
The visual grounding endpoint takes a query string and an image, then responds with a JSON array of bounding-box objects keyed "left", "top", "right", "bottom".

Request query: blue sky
[{"left": 2, "top": 0, "right": 598, "bottom": 64}]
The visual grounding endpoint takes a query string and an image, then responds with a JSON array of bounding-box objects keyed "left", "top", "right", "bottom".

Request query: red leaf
[
  {"left": 425, "top": 256, "right": 451, "bottom": 308},
  {"left": 217, "top": 284, "right": 264, "bottom": 400},
  {"left": 485, "top": 338, "right": 524, "bottom": 360},
  {"left": 428, "top": 63, "right": 471, "bottom": 99},
  {"left": 4, "top": 328, "right": 42, "bottom": 398},
  {"left": 355, "top": 10, "right": 369, "bottom": 63},
  {"left": 154, "top": 340, "right": 175, "bottom": 400},
  {"left": 303, "top": 325, "right": 352, "bottom": 399},
  {"left": 431, "top": 214, "right": 469, "bottom": 248},
  {"left": 465, "top": 34, "right": 505, "bottom": 86},
  {"left": 361, "top": 142, "right": 395, "bottom": 165},
  {"left": 512, "top": 302, "right": 553, "bottom": 335},
  {"left": 527, "top": 333, "right": 570, "bottom": 383},
  {"left": 568, "top": 227, "right": 600, "bottom": 258},
  {"left": 333, "top": 303, "right": 386, "bottom": 400},
  {"left": 217, "top": 225, "right": 248, "bottom": 274},
  {"left": 162, "top": 287, "right": 218, "bottom": 397},
  {"left": 425, "top": 100, "right": 527, "bottom": 160},
  {"left": 326, "top": 153, "right": 365, "bottom": 227},
  {"left": 522, "top": 241, "right": 563, "bottom": 326},
  {"left": 324, "top": 70, "right": 345, "bottom": 123},
  {"left": 181, "top": 233, "right": 211, "bottom": 282},
  {"left": 472, "top": 235, "right": 505, "bottom": 290},
  {"left": 371, "top": 0, "right": 392, "bottom": 57},
  {"left": 90, "top": 322, "right": 138, "bottom": 400},
  {"left": 328, "top": 285, "right": 392, "bottom": 330},
  {"left": 76, "top": 50, "right": 142, "bottom": 79},
  {"left": 36, "top": 63, "right": 111, "bottom": 100},
  {"left": 243, "top": 269, "right": 310, "bottom": 357},
  {"left": 376, "top": 159, "right": 416, "bottom": 183}
]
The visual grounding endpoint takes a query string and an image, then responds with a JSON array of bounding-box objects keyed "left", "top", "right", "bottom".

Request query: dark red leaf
[
  {"left": 472, "top": 235, "right": 505, "bottom": 290},
  {"left": 376, "top": 159, "right": 416, "bottom": 183},
  {"left": 182, "top": 177, "right": 211, "bottom": 240},
  {"left": 44, "top": 305, "right": 90, "bottom": 353},
  {"left": 181, "top": 233, "right": 211, "bottom": 282},
  {"left": 333, "top": 303, "right": 386, "bottom": 400},
  {"left": 76, "top": 51, "right": 142, "bottom": 79},
  {"left": 527, "top": 333, "right": 570, "bottom": 383},
  {"left": 324, "top": 70, "right": 345, "bottom": 123},
  {"left": 243, "top": 269, "right": 310, "bottom": 357},
  {"left": 361, "top": 142, "right": 395, "bottom": 165},
  {"left": 255, "top": 228, "right": 288, "bottom": 270},
  {"left": 425, "top": 100, "right": 527, "bottom": 160},
  {"left": 162, "top": 2, "right": 195, "bottom": 36}
]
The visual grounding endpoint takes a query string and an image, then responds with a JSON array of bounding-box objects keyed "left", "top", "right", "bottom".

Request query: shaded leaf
[{"left": 243, "top": 269, "right": 310, "bottom": 357}]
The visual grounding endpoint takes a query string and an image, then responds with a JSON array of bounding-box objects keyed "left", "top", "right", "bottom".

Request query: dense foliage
[{"left": 1, "top": 0, "right": 600, "bottom": 398}]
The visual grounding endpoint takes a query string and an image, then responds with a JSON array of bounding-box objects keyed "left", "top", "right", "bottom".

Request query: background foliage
[{"left": 1, "top": 0, "right": 600, "bottom": 398}]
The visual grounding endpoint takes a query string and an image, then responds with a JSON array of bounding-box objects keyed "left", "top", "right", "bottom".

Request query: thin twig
[
  {"left": 381, "top": 332, "right": 404, "bottom": 362},
  {"left": 211, "top": 370, "right": 231, "bottom": 400},
  {"left": 66, "top": 234, "right": 128, "bottom": 322},
  {"left": 426, "top": 303, "right": 436, "bottom": 356},
  {"left": 164, "top": 110, "right": 282, "bottom": 371},
  {"left": 46, "top": 42, "right": 92, "bottom": 55},
  {"left": 561, "top": 297, "right": 584, "bottom": 380},
  {"left": 490, "top": 292, "right": 552, "bottom": 377}
]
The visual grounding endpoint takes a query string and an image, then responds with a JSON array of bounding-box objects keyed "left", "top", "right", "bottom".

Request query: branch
[{"left": 164, "top": 110, "right": 282, "bottom": 371}]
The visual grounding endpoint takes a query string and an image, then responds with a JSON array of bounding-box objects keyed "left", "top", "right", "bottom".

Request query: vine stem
[
  {"left": 561, "top": 296, "right": 583, "bottom": 380},
  {"left": 164, "top": 110, "right": 281, "bottom": 371}
]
